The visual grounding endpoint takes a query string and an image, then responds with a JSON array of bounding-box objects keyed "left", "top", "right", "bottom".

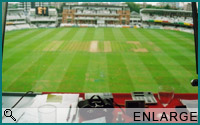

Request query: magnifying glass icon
[{"left": 4, "top": 109, "right": 16, "bottom": 121}]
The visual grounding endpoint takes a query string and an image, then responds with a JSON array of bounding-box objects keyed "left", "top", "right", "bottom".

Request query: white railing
[
  {"left": 29, "top": 17, "right": 57, "bottom": 22},
  {"left": 74, "top": 17, "right": 118, "bottom": 21},
  {"left": 75, "top": 13, "right": 119, "bottom": 16},
  {"left": 7, "top": 16, "right": 26, "bottom": 20}
]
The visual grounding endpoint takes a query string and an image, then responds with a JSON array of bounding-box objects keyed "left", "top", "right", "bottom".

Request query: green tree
[
  {"left": 163, "top": 4, "right": 171, "bottom": 9},
  {"left": 59, "top": 3, "right": 66, "bottom": 13},
  {"left": 146, "top": 4, "right": 153, "bottom": 8},
  {"left": 126, "top": 2, "right": 141, "bottom": 13},
  {"left": 9, "top": 3, "right": 18, "bottom": 8}
]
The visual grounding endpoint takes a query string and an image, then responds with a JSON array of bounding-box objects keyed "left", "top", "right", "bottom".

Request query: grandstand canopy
[
  {"left": 140, "top": 8, "right": 192, "bottom": 17},
  {"left": 8, "top": 8, "right": 24, "bottom": 11},
  {"left": 130, "top": 11, "right": 140, "bottom": 18},
  {"left": 63, "top": 4, "right": 130, "bottom": 11}
]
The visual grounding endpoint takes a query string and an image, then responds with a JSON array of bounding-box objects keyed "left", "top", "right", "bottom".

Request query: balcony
[
  {"left": 75, "top": 12, "right": 119, "bottom": 16},
  {"left": 29, "top": 17, "right": 57, "bottom": 22},
  {"left": 104, "top": 18, "right": 118, "bottom": 21},
  {"left": 74, "top": 17, "right": 96, "bottom": 20},
  {"left": 74, "top": 17, "right": 119, "bottom": 21},
  {"left": 7, "top": 16, "right": 26, "bottom": 20}
]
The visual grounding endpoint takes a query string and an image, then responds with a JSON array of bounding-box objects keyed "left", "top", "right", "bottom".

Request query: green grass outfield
[{"left": 2, "top": 27, "right": 198, "bottom": 93}]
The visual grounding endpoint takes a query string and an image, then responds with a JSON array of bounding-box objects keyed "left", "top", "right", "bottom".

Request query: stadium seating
[
  {"left": 6, "top": 25, "right": 16, "bottom": 31},
  {"left": 6, "top": 9, "right": 31, "bottom": 31},
  {"left": 15, "top": 24, "right": 31, "bottom": 29},
  {"left": 28, "top": 8, "right": 58, "bottom": 28},
  {"left": 6, "top": 24, "right": 31, "bottom": 31},
  {"left": 141, "top": 13, "right": 193, "bottom": 24},
  {"left": 140, "top": 9, "right": 194, "bottom": 33},
  {"left": 6, "top": 7, "right": 194, "bottom": 34}
]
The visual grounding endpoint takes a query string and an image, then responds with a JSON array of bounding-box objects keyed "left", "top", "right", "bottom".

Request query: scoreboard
[{"left": 35, "top": 7, "right": 49, "bottom": 16}]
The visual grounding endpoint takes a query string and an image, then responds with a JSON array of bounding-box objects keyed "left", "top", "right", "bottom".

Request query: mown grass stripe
[
  {"left": 68, "top": 28, "right": 87, "bottom": 51},
  {"left": 155, "top": 29, "right": 194, "bottom": 53},
  {"left": 3, "top": 29, "right": 57, "bottom": 73},
  {"left": 6, "top": 52, "right": 60, "bottom": 92},
  {"left": 131, "top": 29, "right": 194, "bottom": 92},
  {"left": 150, "top": 29, "right": 195, "bottom": 59},
  {"left": 106, "top": 53, "right": 133, "bottom": 92},
  {"left": 37, "top": 28, "right": 69, "bottom": 52},
  {"left": 70, "top": 41, "right": 78, "bottom": 52},
  {"left": 57, "top": 52, "right": 90, "bottom": 92},
  {"left": 165, "top": 30, "right": 194, "bottom": 45},
  {"left": 5, "top": 28, "right": 80, "bottom": 91},
  {"left": 3, "top": 29, "right": 51, "bottom": 60},
  {"left": 33, "top": 28, "right": 86, "bottom": 91},
  {"left": 128, "top": 29, "right": 188, "bottom": 92},
  {"left": 4, "top": 30, "right": 28, "bottom": 40},
  {"left": 119, "top": 28, "right": 159, "bottom": 91},
  {"left": 83, "top": 53, "right": 110, "bottom": 92},
  {"left": 112, "top": 28, "right": 127, "bottom": 52},
  {"left": 94, "top": 28, "right": 104, "bottom": 42},
  {"left": 61, "top": 39, "right": 72, "bottom": 51},
  {"left": 104, "top": 29, "right": 118, "bottom": 52},
  {"left": 43, "top": 41, "right": 57, "bottom": 51},
  {"left": 79, "top": 41, "right": 85, "bottom": 51},
  {"left": 112, "top": 29, "right": 124, "bottom": 52},
  {"left": 108, "top": 41, "right": 114, "bottom": 52},
  {"left": 82, "top": 28, "right": 95, "bottom": 42},
  {"left": 2, "top": 52, "right": 43, "bottom": 91},
  {"left": 4, "top": 29, "right": 45, "bottom": 52},
  {"left": 59, "top": 28, "right": 79, "bottom": 51},
  {"left": 3, "top": 29, "right": 68, "bottom": 90},
  {"left": 140, "top": 54, "right": 188, "bottom": 92},
  {"left": 69, "top": 41, "right": 76, "bottom": 52},
  {"left": 143, "top": 29, "right": 196, "bottom": 74},
  {"left": 83, "top": 28, "right": 109, "bottom": 91},
  {"left": 60, "top": 28, "right": 79, "bottom": 41},
  {"left": 104, "top": 28, "right": 115, "bottom": 41},
  {"left": 66, "top": 41, "right": 74, "bottom": 52},
  {"left": 57, "top": 28, "right": 91, "bottom": 91},
  {"left": 173, "top": 30, "right": 195, "bottom": 40},
  {"left": 3, "top": 28, "right": 67, "bottom": 77},
  {"left": 104, "top": 28, "right": 134, "bottom": 92},
  {"left": 71, "top": 28, "right": 87, "bottom": 52},
  {"left": 83, "top": 42, "right": 90, "bottom": 52},
  {"left": 151, "top": 53, "right": 197, "bottom": 92},
  {"left": 32, "top": 52, "right": 77, "bottom": 92},
  {"left": 119, "top": 29, "right": 133, "bottom": 52},
  {"left": 112, "top": 29, "right": 122, "bottom": 52},
  {"left": 2, "top": 27, "right": 197, "bottom": 93},
  {"left": 55, "top": 28, "right": 90, "bottom": 92},
  {"left": 4, "top": 29, "right": 37, "bottom": 44}
]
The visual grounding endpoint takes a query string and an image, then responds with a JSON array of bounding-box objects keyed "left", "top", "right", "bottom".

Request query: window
[{"left": 67, "top": 19, "right": 71, "bottom": 23}]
